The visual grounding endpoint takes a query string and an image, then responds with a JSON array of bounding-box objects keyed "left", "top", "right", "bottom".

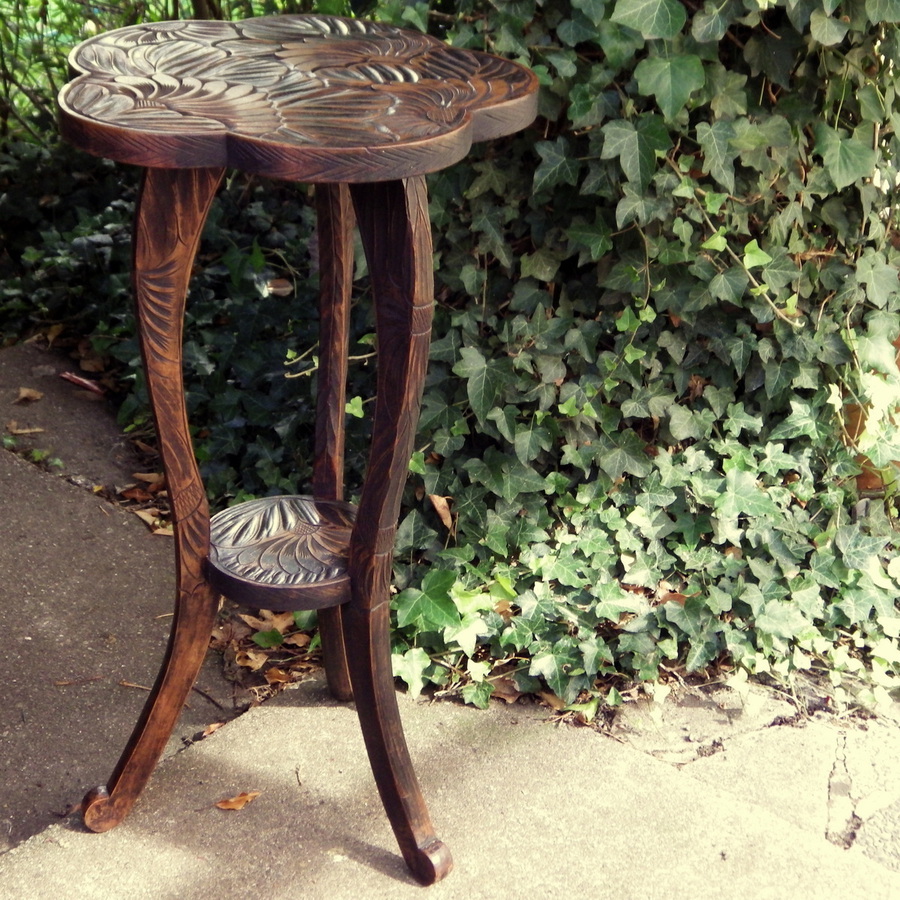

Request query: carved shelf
[{"left": 208, "top": 495, "right": 356, "bottom": 610}]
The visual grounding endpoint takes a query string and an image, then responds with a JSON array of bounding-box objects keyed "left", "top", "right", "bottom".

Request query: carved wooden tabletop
[{"left": 57, "top": 14, "right": 538, "bottom": 181}]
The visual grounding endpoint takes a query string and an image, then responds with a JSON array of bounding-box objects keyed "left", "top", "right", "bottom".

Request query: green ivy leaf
[
  {"left": 696, "top": 120, "right": 737, "bottom": 192},
  {"left": 391, "top": 647, "right": 433, "bottom": 698},
  {"left": 252, "top": 629, "right": 283, "bottom": 649},
  {"left": 601, "top": 116, "right": 671, "bottom": 190},
  {"left": 743, "top": 239, "right": 772, "bottom": 269},
  {"left": 810, "top": 10, "right": 850, "bottom": 45},
  {"left": 534, "top": 138, "right": 581, "bottom": 193},
  {"left": 611, "top": 0, "right": 687, "bottom": 39},
  {"left": 692, "top": 0, "right": 741, "bottom": 42},
  {"left": 635, "top": 55, "right": 705, "bottom": 120},
  {"left": 835, "top": 525, "right": 889, "bottom": 571},
  {"left": 572, "top": 0, "right": 607, "bottom": 25},
  {"left": 866, "top": 0, "right": 900, "bottom": 23},
  {"left": 395, "top": 569, "right": 460, "bottom": 630},
  {"left": 814, "top": 124, "right": 877, "bottom": 190},
  {"left": 453, "top": 346, "right": 511, "bottom": 424},
  {"left": 715, "top": 469, "right": 779, "bottom": 519},
  {"left": 596, "top": 433, "right": 653, "bottom": 479}
]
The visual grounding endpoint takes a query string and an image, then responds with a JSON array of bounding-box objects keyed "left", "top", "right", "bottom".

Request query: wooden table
[{"left": 58, "top": 13, "right": 536, "bottom": 886}]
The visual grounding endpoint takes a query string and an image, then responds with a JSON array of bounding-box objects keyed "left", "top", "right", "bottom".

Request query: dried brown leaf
[
  {"left": 264, "top": 667, "right": 293, "bottom": 684},
  {"left": 6, "top": 420, "right": 45, "bottom": 435},
  {"left": 120, "top": 487, "right": 153, "bottom": 502},
  {"left": 491, "top": 676, "right": 522, "bottom": 704},
  {"left": 215, "top": 791, "right": 260, "bottom": 811},
  {"left": 202, "top": 721, "right": 226, "bottom": 738},
  {"left": 283, "top": 632, "right": 311, "bottom": 648},
  {"left": 132, "top": 471, "right": 164, "bottom": 484},
  {"left": 14, "top": 387, "right": 43, "bottom": 404},
  {"left": 428, "top": 494, "right": 455, "bottom": 531},
  {"left": 234, "top": 648, "right": 268, "bottom": 671},
  {"left": 238, "top": 610, "right": 295, "bottom": 634},
  {"left": 537, "top": 690, "right": 566, "bottom": 711},
  {"left": 494, "top": 599, "right": 513, "bottom": 622}
]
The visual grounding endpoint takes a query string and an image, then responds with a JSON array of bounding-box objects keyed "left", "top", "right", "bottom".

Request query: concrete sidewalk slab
[
  {"left": 2, "top": 683, "right": 900, "bottom": 899},
  {"left": 0, "top": 449, "right": 237, "bottom": 851}
]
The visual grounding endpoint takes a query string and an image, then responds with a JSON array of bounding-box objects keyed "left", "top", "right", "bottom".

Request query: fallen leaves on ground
[
  {"left": 215, "top": 791, "right": 260, "bottom": 811},
  {"left": 211, "top": 609, "right": 322, "bottom": 701}
]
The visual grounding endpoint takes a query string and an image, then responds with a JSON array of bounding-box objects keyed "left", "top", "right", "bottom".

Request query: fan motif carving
[
  {"left": 209, "top": 495, "right": 356, "bottom": 588},
  {"left": 58, "top": 14, "right": 538, "bottom": 180}
]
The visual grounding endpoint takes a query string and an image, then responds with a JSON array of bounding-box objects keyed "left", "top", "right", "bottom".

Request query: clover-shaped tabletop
[{"left": 57, "top": 14, "right": 538, "bottom": 182}]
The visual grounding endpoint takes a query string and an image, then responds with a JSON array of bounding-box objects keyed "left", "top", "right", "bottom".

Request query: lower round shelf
[{"left": 207, "top": 495, "right": 356, "bottom": 610}]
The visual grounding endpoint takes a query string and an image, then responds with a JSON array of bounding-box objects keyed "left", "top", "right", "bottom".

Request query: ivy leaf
[
  {"left": 558, "top": 12, "right": 599, "bottom": 46},
  {"left": 756, "top": 601, "right": 814, "bottom": 640},
  {"left": 814, "top": 124, "right": 877, "bottom": 190},
  {"left": 634, "top": 55, "right": 705, "bottom": 120},
  {"left": 391, "top": 647, "right": 433, "bottom": 698},
  {"left": 696, "top": 120, "right": 737, "bottom": 193},
  {"left": 866, "top": 0, "right": 900, "bottom": 23},
  {"left": 601, "top": 116, "right": 671, "bottom": 190},
  {"left": 743, "top": 239, "right": 772, "bottom": 269},
  {"left": 572, "top": 0, "right": 607, "bottom": 25},
  {"left": 514, "top": 420, "right": 552, "bottom": 463},
  {"left": 453, "top": 346, "right": 510, "bottom": 424},
  {"left": 533, "top": 138, "right": 581, "bottom": 193},
  {"left": 692, "top": 0, "right": 741, "bottom": 42},
  {"left": 567, "top": 216, "right": 613, "bottom": 261},
  {"left": 395, "top": 569, "right": 460, "bottom": 630},
  {"left": 810, "top": 10, "right": 850, "bottom": 45},
  {"left": 529, "top": 642, "right": 583, "bottom": 701},
  {"left": 709, "top": 267, "right": 749, "bottom": 302},
  {"left": 769, "top": 398, "right": 830, "bottom": 441},
  {"left": 465, "top": 448, "right": 548, "bottom": 502},
  {"left": 611, "top": 0, "right": 687, "bottom": 39},
  {"left": 715, "top": 468, "right": 779, "bottom": 518},
  {"left": 595, "top": 433, "right": 653, "bottom": 479},
  {"left": 835, "top": 525, "right": 889, "bottom": 570}
]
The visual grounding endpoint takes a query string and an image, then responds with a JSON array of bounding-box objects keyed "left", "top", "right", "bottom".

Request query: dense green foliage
[{"left": 3, "top": 0, "right": 900, "bottom": 713}]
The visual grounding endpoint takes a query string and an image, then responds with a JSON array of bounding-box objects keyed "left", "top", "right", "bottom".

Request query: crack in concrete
[{"left": 826, "top": 730, "right": 862, "bottom": 849}]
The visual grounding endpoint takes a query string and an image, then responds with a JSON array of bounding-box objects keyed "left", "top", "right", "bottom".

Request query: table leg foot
[
  {"left": 344, "top": 602, "right": 452, "bottom": 885},
  {"left": 408, "top": 839, "right": 453, "bottom": 886},
  {"left": 82, "top": 786, "right": 119, "bottom": 833}
]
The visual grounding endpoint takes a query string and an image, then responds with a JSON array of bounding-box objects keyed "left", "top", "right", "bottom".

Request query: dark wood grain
[
  {"left": 313, "top": 182, "right": 355, "bottom": 701},
  {"left": 344, "top": 176, "right": 450, "bottom": 883},
  {"left": 83, "top": 166, "right": 224, "bottom": 832},
  {"left": 57, "top": 14, "right": 538, "bottom": 181}
]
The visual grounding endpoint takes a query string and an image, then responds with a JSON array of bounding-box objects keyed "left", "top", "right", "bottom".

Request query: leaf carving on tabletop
[{"left": 60, "top": 13, "right": 539, "bottom": 167}]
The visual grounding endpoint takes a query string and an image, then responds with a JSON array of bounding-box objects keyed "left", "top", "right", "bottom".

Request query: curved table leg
[
  {"left": 346, "top": 177, "right": 452, "bottom": 885},
  {"left": 313, "top": 183, "right": 355, "bottom": 702},
  {"left": 83, "top": 166, "right": 225, "bottom": 832}
]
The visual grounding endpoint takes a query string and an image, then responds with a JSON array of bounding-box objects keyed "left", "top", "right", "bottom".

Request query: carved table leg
[
  {"left": 83, "top": 166, "right": 225, "bottom": 832},
  {"left": 345, "top": 177, "right": 452, "bottom": 885},
  {"left": 313, "top": 183, "right": 355, "bottom": 701}
]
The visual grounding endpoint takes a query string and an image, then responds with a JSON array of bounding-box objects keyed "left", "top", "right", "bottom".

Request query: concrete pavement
[{"left": 1, "top": 340, "right": 899, "bottom": 898}]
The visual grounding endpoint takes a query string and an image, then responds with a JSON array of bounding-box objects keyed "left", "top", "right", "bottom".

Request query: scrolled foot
[
  {"left": 406, "top": 838, "right": 453, "bottom": 886},
  {"left": 82, "top": 786, "right": 125, "bottom": 833}
]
